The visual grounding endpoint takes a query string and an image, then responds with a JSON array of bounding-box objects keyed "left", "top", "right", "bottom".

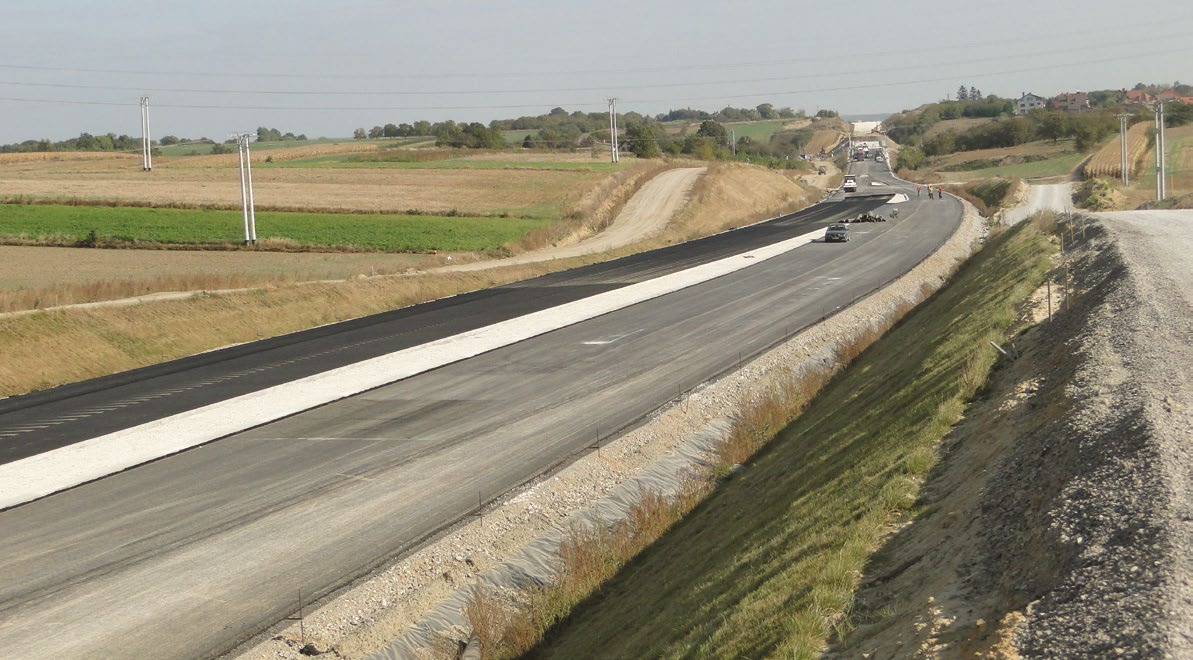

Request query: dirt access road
[
  {"left": 442, "top": 167, "right": 705, "bottom": 271},
  {"left": 1002, "top": 182, "right": 1074, "bottom": 224}
]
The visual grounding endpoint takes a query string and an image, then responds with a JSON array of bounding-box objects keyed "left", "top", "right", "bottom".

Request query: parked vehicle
[
  {"left": 824, "top": 223, "right": 849, "bottom": 242},
  {"left": 842, "top": 175, "right": 857, "bottom": 193}
]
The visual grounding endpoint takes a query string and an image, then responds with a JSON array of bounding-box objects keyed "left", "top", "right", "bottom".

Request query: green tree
[
  {"left": 75, "top": 133, "right": 98, "bottom": 150},
  {"left": 383, "top": 123, "right": 399, "bottom": 138},
  {"left": 1036, "top": 111, "right": 1069, "bottom": 143},
  {"left": 353, "top": 128, "right": 366, "bottom": 140},
  {"left": 896, "top": 145, "right": 926, "bottom": 169},
  {"left": 696, "top": 120, "right": 727, "bottom": 141},
  {"left": 368, "top": 126, "right": 384, "bottom": 139},
  {"left": 756, "top": 103, "right": 778, "bottom": 119},
  {"left": 624, "top": 122, "right": 661, "bottom": 158},
  {"left": 957, "top": 85, "right": 969, "bottom": 101}
]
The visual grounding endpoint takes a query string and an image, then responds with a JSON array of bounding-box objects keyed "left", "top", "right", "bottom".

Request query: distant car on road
[{"left": 824, "top": 223, "right": 849, "bottom": 242}]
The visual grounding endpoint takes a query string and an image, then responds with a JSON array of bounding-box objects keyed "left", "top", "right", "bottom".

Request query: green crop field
[
  {"left": 0, "top": 204, "right": 552, "bottom": 252},
  {"left": 501, "top": 130, "right": 538, "bottom": 144},
  {"left": 938, "top": 151, "right": 1086, "bottom": 181},
  {"left": 723, "top": 119, "right": 791, "bottom": 143}
]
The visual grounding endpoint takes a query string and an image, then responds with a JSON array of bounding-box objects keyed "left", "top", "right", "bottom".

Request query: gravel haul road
[{"left": 970, "top": 211, "right": 1190, "bottom": 655}]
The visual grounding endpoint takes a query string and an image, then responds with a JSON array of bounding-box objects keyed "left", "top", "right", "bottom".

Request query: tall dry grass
[
  {"left": 464, "top": 480, "right": 712, "bottom": 659},
  {"left": 1084, "top": 121, "right": 1150, "bottom": 180},
  {"left": 0, "top": 258, "right": 600, "bottom": 396}
]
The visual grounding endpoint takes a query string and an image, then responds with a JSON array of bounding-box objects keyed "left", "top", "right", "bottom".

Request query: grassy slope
[
  {"left": 0, "top": 204, "right": 551, "bottom": 252},
  {"left": 724, "top": 119, "right": 791, "bottom": 142},
  {"left": 922, "top": 117, "right": 995, "bottom": 139},
  {"left": 529, "top": 219, "right": 1055, "bottom": 658}
]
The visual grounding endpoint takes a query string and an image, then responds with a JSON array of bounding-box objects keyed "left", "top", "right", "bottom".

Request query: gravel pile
[
  {"left": 237, "top": 205, "right": 987, "bottom": 659},
  {"left": 974, "top": 212, "right": 1191, "bottom": 656}
]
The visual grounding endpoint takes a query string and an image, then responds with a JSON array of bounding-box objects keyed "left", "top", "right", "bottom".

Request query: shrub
[{"left": 1073, "top": 178, "right": 1117, "bottom": 210}]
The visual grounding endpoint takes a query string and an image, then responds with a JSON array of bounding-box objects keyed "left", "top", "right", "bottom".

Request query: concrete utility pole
[
  {"left": 1116, "top": 113, "right": 1131, "bottom": 185},
  {"left": 231, "top": 132, "right": 257, "bottom": 244},
  {"left": 139, "top": 96, "right": 152, "bottom": 171},
  {"left": 1154, "top": 102, "right": 1167, "bottom": 200},
  {"left": 730, "top": 129, "right": 735, "bottom": 156},
  {"left": 606, "top": 98, "right": 620, "bottom": 163}
]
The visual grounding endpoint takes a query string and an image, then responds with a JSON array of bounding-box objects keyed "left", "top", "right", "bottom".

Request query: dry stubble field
[{"left": 0, "top": 152, "right": 607, "bottom": 216}]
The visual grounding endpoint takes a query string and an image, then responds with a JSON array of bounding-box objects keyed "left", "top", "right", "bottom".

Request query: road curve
[{"left": 0, "top": 160, "right": 963, "bottom": 658}]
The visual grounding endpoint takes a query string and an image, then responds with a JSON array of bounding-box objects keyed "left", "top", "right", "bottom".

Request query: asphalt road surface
[{"left": 0, "top": 158, "right": 963, "bottom": 658}]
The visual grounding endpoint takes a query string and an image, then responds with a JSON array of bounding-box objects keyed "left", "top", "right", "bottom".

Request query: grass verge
[
  {"left": 504, "top": 215, "right": 1054, "bottom": 658},
  {"left": 945, "top": 177, "right": 1017, "bottom": 216}
]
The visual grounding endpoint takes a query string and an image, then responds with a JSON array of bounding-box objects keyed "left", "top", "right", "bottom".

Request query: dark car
[{"left": 824, "top": 223, "right": 849, "bottom": 242}]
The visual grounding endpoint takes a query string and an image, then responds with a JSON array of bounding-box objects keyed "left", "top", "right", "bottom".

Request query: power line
[
  {"left": 2, "top": 35, "right": 1188, "bottom": 99},
  {"left": 2, "top": 46, "right": 1191, "bottom": 115},
  {"left": 0, "top": 17, "right": 1184, "bottom": 82}
]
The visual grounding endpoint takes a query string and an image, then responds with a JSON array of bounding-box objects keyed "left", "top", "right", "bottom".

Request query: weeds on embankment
[{"left": 472, "top": 215, "right": 1055, "bottom": 659}]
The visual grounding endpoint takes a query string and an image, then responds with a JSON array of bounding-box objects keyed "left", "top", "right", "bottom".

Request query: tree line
[
  {"left": 348, "top": 104, "right": 821, "bottom": 153},
  {"left": 0, "top": 127, "right": 308, "bottom": 154}
]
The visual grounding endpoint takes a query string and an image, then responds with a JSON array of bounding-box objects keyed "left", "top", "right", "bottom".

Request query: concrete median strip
[{"left": 0, "top": 225, "right": 829, "bottom": 509}]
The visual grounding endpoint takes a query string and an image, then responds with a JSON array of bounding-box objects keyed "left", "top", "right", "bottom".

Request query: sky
[{"left": 1, "top": 0, "right": 1190, "bottom": 144}]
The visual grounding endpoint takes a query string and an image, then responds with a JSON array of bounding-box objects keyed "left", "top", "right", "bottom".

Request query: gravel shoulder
[{"left": 837, "top": 211, "right": 1192, "bottom": 657}]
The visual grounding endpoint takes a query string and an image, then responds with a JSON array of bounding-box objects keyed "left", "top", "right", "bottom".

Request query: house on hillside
[
  {"left": 1015, "top": 92, "right": 1047, "bottom": 115},
  {"left": 1156, "top": 89, "right": 1193, "bottom": 105},
  {"left": 1125, "top": 89, "right": 1153, "bottom": 106},
  {"left": 1052, "top": 91, "right": 1090, "bottom": 112}
]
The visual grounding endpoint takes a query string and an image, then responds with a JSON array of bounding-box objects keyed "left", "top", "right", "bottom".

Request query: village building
[
  {"left": 1052, "top": 91, "right": 1090, "bottom": 112},
  {"left": 1014, "top": 92, "right": 1047, "bottom": 115}
]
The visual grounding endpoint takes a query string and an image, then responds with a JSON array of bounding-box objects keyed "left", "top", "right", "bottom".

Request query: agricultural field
[
  {"left": 1084, "top": 121, "right": 1151, "bottom": 180},
  {"left": 269, "top": 152, "right": 623, "bottom": 172},
  {"left": 501, "top": 129, "right": 538, "bottom": 145},
  {"left": 922, "top": 117, "right": 995, "bottom": 140},
  {"left": 722, "top": 119, "right": 791, "bottom": 142},
  {"left": 0, "top": 151, "right": 615, "bottom": 218},
  {"left": 931, "top": 140, "right": 1085, "bottom": 181},
  {"left": 1122, "top": 123, "right": 1193, "bottom": 208},
  {"left": 0, "top": 204, "right": 549, "bottom": 252}
]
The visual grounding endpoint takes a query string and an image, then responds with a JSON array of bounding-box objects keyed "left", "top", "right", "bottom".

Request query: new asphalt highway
[{"left": 0, "top": 159, "right": 964, "bottom": 658}]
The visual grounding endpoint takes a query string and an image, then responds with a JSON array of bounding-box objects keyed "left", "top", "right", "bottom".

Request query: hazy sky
[{"left": 1, "top": 0, "right": 1190, "bottom": 144}]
